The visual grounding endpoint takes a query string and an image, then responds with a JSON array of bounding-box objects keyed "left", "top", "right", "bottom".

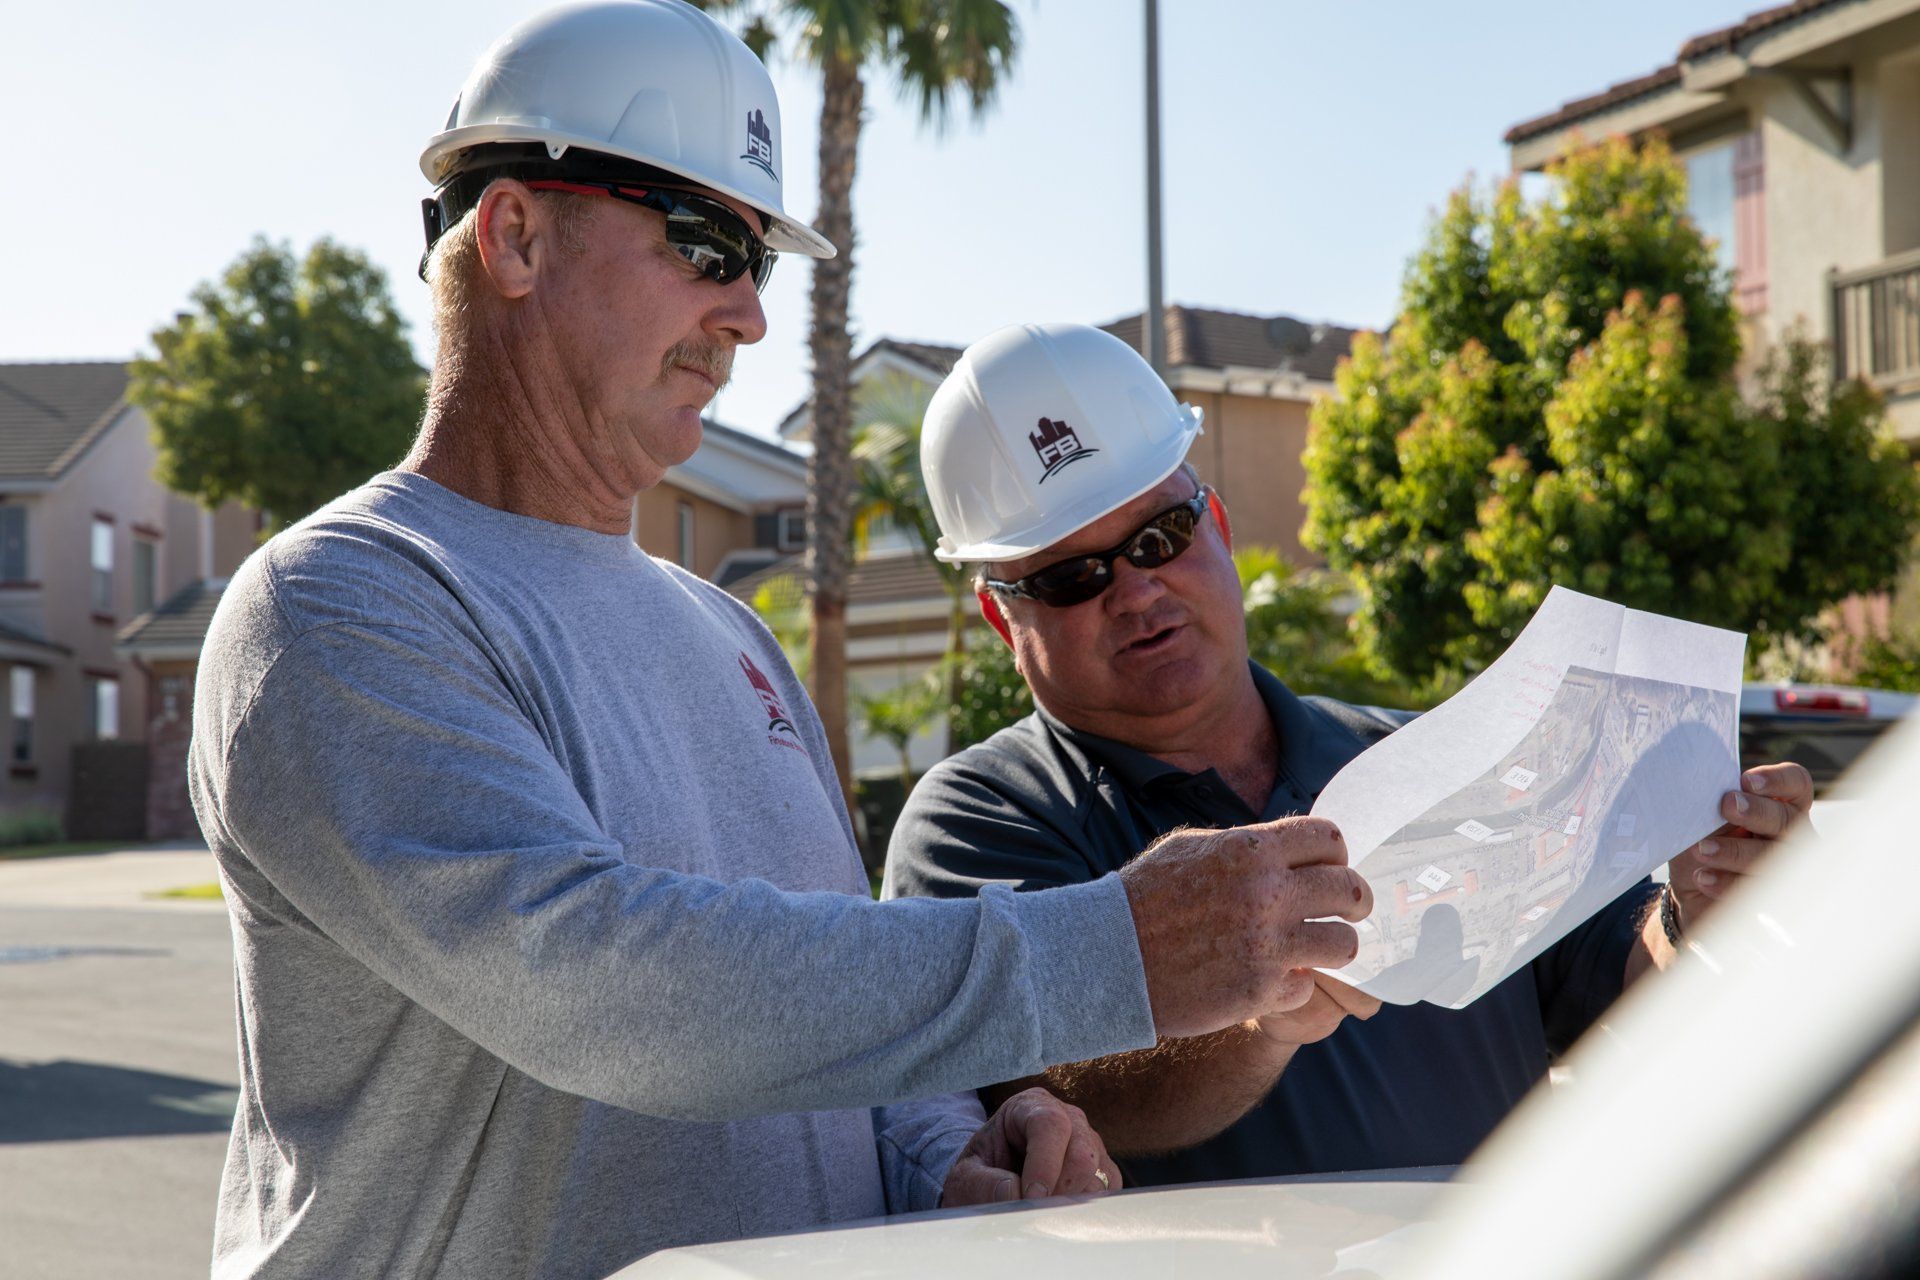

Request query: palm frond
[
  {"left": 788, "top": 0, "right": 886, "bottom": 68},
  {"left": 889, "top": 0, "right": 1019, "bottom": 129}
]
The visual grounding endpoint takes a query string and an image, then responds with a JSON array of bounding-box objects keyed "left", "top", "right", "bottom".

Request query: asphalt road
[{"left": 0, "top": 851, "right": 233, "bottom": 1279}]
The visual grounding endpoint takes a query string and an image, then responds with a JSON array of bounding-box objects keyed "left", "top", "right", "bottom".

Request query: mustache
[{"left": 664, "top": 338, "right": 733, "bottom": 392}]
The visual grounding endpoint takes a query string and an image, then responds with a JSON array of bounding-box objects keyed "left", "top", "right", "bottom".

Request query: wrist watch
[{"left": 1659, "top": 882, "right": 1686, "bottom": 949}]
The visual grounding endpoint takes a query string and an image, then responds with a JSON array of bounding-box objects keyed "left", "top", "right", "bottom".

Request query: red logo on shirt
[{"left": 739, "top": 652, "right": 801, "bottom": 746}]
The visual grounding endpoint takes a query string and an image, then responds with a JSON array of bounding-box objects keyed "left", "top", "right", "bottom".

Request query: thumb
[
  {"left": 1312, "top": 972, "right": 1382, "bottom": 1020},
  {"left": 942, "top": 1156, "right": 1022, "bottom": 1208}
]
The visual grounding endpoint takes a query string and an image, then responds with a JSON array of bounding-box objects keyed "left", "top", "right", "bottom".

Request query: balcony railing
[{"left": 1831, "top": 248, "right": 1920, "bottom": 392}]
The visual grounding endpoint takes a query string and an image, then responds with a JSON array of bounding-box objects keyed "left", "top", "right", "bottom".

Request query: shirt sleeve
[
  {"left": 872, "top": 1091, "right": 987, "bottom": 1213},
  {"left": 200, "top": 616, "right": 1156, "bottom": 1123},
  {"left": 1529, "top": 879, "right": 1662, "bottom": 1056},
  {"left": 883, "top": 751, "right": 1103, "bottom": 902}
]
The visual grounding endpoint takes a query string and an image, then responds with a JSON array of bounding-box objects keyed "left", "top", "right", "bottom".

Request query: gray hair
[{"left": 425, "top": 184, "right": 595, "bottom": 368}]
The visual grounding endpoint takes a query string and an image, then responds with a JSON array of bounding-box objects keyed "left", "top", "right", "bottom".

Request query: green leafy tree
[
  {"left": 130, "top": 237, "right": 425, "bottom": 530},
  {"left": 855, "top": 672, "right": 943, "bottom": 794},
  {"left": 1851, "top": 631, "right": 1920, "bottom": 693},
  {"left": 1305, "top": 136, "right": 1920, "bottom": 684},
  {"left": 694, "top": 0, "right": 1020, "bottom": 799},
  {"left": 942, "top": 638, "right": 1032, "bottom": 750},
  {"left": 1235, "top": 548, "right": 1445, "bottom": 709}
]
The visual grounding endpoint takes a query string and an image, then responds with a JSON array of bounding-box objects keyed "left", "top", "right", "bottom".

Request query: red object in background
[{"left": 1774, "top": 688, "right": 1870, "bottom": 716}]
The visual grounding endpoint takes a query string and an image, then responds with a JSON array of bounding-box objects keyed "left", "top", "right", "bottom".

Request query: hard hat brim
[{"left": 421, "top": 126, "right": 837, "bottom": 260}]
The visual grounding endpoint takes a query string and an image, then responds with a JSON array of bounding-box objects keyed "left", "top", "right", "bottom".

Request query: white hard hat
[
  {"left": 421, "top": 0, "right": 834, "bottom": 260},
  {"left": 922, "top": 323, "right": 1205, "bottom": 564}
]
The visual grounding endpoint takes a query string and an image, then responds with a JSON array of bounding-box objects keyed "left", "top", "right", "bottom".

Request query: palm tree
[
  {"left": 695, "top": 0, "right": 1020, "bottom": 806},
  {"left": 854, "top": 673, "right": 943, "bottom": 796},
  {"left": 850, "top": 373, "right": 974, "bottom": 735}
]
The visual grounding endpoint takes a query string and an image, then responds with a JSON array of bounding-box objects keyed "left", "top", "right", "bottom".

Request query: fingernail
[
  {"left": 1025, "top": 1182, "right": 1049, "bottom": 1200},
  {"left": 1733, "top": 793, "right": 1750, "bottom": 815},
  {"left": 1697, "top": 839, "right": 1718, "bottom": 860},
  {"left": 1697, "top": 869, "right": 1719, "bottom": 890},
  {"left": 996, "top": 1178, "right": 1018, "bottom": 1203},
  {"left": 1742, "top": 771, "right": 1767, "bottom": 794}
]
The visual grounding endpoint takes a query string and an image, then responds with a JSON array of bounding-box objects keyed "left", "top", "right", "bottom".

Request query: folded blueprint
[{"left": 1314, "top": 586, "right": 1746, "bottom": 1008}]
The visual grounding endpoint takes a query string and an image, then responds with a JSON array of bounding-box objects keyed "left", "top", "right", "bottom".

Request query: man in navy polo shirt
[{"left": 885, "top": 322, "right": 1812, "bottom": 1185}]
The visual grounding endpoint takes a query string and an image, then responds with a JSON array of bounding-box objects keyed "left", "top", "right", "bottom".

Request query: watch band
[{"left": 1660, "top": 882, "right": 1686, "bottom": 949}]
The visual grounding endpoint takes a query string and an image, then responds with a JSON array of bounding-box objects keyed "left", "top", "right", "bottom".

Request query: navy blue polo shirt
[{"left": 885, "top": 663, "right": 1656, "bottom": 1185}]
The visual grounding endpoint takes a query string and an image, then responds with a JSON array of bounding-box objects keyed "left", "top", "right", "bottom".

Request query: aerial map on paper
[{"left": 1312, "top": 587, "right": 1746, "bottom": 1009}]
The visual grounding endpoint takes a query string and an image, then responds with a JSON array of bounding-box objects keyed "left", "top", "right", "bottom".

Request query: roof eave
[
  {"left": 115, "top": 640, "right": 205, "bottom": 662},
  {"left": 1508, "top": 83, "right": 1731, "bottom": 171}
]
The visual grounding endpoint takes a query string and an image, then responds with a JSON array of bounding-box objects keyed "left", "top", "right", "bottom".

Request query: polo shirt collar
[
  {"left": 1255, "top": 663, "right": 1358, "bottom": 805},
  {"left": 1034, "top": 662, "right": 1348, "bottom": 808}
]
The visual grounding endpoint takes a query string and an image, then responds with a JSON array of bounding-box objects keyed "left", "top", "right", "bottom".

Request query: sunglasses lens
[
  {"left": 1027, "top": 559, "right": 1111, "bottom": 608},
  {"left": 664, "top": 197, "right": 776, "bottom": 292},
  {"left": 1128, "top": 506, "right": 1198, "bottom": 569}
]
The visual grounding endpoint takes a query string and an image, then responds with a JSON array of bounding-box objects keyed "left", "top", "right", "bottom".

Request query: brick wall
[{"left": 145, "top": 661, "right": 198, "bottom": 840}]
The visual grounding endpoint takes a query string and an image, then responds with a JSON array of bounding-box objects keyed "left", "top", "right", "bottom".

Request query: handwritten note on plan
[{"left": 1313, "top": 587, "right": 1746, "bottom": 1009}]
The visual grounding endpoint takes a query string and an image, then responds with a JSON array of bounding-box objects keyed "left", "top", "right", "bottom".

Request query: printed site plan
[{"left": 1312, "top": 587, "right": 1747, "bottom": 1009}]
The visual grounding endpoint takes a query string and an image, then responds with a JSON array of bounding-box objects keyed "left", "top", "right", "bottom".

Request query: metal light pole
[{"left": 1144, "top": 0, "right": 1167, "bottom": 381}]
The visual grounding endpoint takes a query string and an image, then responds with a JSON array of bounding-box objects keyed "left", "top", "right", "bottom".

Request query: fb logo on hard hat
[
  {"left": 1030, "top": 417, "right": 1098, "bottom": 484},
  {"left": 741, "top": 110, "right": 777, "bottom": 179}
]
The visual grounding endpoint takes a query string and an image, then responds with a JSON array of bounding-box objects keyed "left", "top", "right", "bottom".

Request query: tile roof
[
  {"left": 1506, "top": 0, "right": 1852, "bottom": 144},
  {"left": 1677, "top": 0, "right": 1847, "bottom": 58},
  {"left": 777, "top": 308, "right": 1360, "bottom": 439},
  {"left": 1101, "top": 306, "right": 1361, "bottom": 382},
  {"left": 867, "top": 339, "right": 965, "bottom": 376},
  {"left": 1504, "top": 66, "right": 1685, "bottom": 145},
  {"left": 117, "top": 577, "right": 226, "bottom": 653},
  {"left": 0, "top": 362, "right": 132, "bottom": 482},
  {"left": 725, "top": 551, "right": 950, "bottom": 606}
]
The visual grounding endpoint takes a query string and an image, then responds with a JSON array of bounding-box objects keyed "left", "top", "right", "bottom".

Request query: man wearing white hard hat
[
  {"left": 189, "top": 6, "right": 1378, "bottom": 1276},
  {"left": 887, "top": 321, "right": 1813, "bottom": 1185}
]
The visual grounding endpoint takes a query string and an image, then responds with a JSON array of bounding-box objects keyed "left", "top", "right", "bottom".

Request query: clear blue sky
[{"left": 10, "top": 0, "right": 1748, "bottom": 439}]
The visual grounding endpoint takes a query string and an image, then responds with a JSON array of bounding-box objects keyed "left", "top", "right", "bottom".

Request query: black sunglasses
[
  {"left": 524, "top": 179, "right": 777, "bottom": 292},
  {"left": 985, "top": 488, "right": 1212, "bottom": 608}
]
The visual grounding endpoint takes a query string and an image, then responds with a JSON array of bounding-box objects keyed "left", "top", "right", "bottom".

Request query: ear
[
  {"left": 1208, "top": 488, "right": 1234, "bottom": 551},
  {"left": 976, "top": 589, "right": 1014, "bottom": 649},
  {"left": 473, "top": 179, "right": 545, "bottom": 301}
]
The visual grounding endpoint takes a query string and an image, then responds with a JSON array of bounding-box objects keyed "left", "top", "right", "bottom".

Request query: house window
[
  {"left": 89, "top": 676, "right": 119, "bottom": 741},
  {"left": 1685, "top": 131, "right": 1766, "bottom": 314},
  {"left": 10, "top": 666, "right": 33, "bottom": 763},
  {"left": 0, "top": 506, "right": 26, "bottom": 582},
  {"left": 90, "top": 517, "right": 114, "bottom": 613},
  {"left": 677, "top": 501, "right": 695, "bottom": 570},
  {"left": 777, "top": 508, "right": 807, "bottom": 552},
  {"left": 1685, "top": 144, "right": 1736, "bottom": 272},
  {"left": 132, "top": 536, "right": 159, "bottom": 617},
  {"left": 159, "top": 674, "right": 187, "bottom": 722}
]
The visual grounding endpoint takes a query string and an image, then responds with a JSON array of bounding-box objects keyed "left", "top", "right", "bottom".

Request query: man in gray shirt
[{"left": 190, "top": 6, "right": 1374, "bottom": 1277}]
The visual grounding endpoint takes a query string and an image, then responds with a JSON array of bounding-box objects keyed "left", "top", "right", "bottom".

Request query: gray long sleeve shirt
[{"left": 190, "top": 473, "right": 1155, "bottom": 1279}]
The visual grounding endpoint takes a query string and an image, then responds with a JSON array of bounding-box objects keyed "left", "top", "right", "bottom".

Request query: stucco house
[
  {"left": 630, "top": 418, "right": 809, "bottom": 586},
  {"left": 1, "top": 361, "right": 257, "bottom": 836},
  {"left": 1506, "top": 0, "right": 1920, "bottom": 447}
]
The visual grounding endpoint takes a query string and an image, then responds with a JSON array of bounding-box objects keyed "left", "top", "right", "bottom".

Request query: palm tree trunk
[
  {"left": 944, "top": 586, "right": 969, "bottom": 752},
  {"left": 808, "top": 55, "right": 863, "bottom": 813}
]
